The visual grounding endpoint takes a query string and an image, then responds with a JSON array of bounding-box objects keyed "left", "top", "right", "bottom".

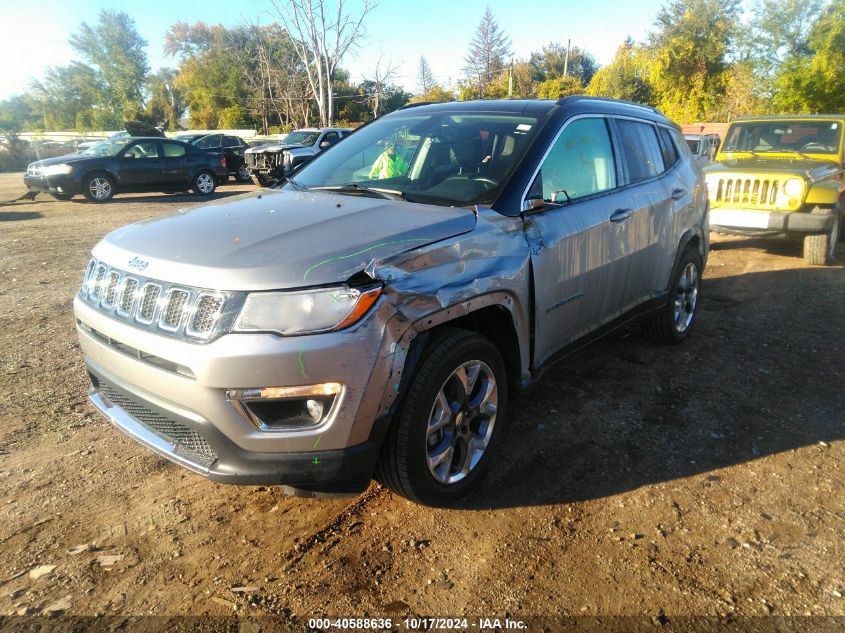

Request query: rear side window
[
  {"left": 223, "top": 136, "right": 239, "bottom": 147},
  {"left": 658, "top": 127, "right": 679, "bottom": 167},
  {"left": 530, "top": 118, "right": 617, "bottom": 203},
  {"left": 162, "top": 142, "right": 186, "bottom": 157},
  {"left": 616, "top": 119, "right": 665, "bottom": 182}
]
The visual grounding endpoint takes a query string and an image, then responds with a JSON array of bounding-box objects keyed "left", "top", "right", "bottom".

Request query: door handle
[
  {"left": 671, "top": 188, "right": 686, "bottom": 200},
  {"left": 610, "top": 208, "right": 634, "bottom": 223}
]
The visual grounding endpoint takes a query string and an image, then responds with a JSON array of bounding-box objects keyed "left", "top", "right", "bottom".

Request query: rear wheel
[
  {"left": 192, "top": 171, "right": 216, "bottom": 195},
  {"left": 376, "top": 329, "right": 508, "bottom": 506},
  {"left": 82, "top": 173, "right": 114, "bottom": 203},
  {"left": 803, "top": 206, "right": 839, "bottom": 265},
  {"left": 236, "top": 164, "right": 251, "bottom": 182},
  {"left": 643, "top": 246, "right": 702, "bottom": 345}
]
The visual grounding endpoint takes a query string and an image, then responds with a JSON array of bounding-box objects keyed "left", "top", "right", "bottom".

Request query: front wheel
[
  {"left": 192, "top": 171, "right": 216, "bottom": 195},
  {"left": 643, "top": 246, "right": 702, "bottom": 345},
  {"left": 236, "top": 164, "right": 251, "bottom": 182},
  {"left": 376, "top": 329, "right": 508, "bottom": 506},
  {"left": 803, "top": 206, "right": 839, "bottom": 265},
  {"left": 82, "top": 173, "right": 114, "bottom": 203}
]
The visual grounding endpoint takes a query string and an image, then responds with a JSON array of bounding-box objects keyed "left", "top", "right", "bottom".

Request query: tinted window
[
  {"left": 162, "top": 142, "right": 186, "bottom": 157},
  {"left": 530, "top": 118, "right": 617, "bottom": 203},
  {"left": 125, "top": 142, "right": 159, "bottom": 159},
  {"left": 223, "top": 136, "right": 239, "bottom": 147},
  {"left": 616, "top": 120, "right": 665, "bottom": 182},
  {"left": 322, "top": 132, "right": 340, "bottom": 145},
  {"left": 196, "top": 135, "right": 222, "bottom": 149},
  {"left": 658, "top": 126, "right": 679, "bottom": 167}
]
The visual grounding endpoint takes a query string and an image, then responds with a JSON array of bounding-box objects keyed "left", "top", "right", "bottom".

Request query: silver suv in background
[
  {"left": 75, "top": 97, "right": 708, "bottom": 505},
  {"left": 244, "top": 127, "right": 351, "bottom": 186},
  {"left": 685, "top": 133, "right": 721, "bottom": 167}
]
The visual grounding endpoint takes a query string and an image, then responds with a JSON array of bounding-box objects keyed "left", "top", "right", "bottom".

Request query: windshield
[
  {"left": 722, "top": 120, "right": 842, "bottom": 155},
  {"left": 288, "top": 112, "right": 543, "bottom": 207},
  {"left": 80, "top": 138, "right": 133, "bottom": 157},
  {"left": 284, "top": 131, "right": 320, "bottom": 146}
]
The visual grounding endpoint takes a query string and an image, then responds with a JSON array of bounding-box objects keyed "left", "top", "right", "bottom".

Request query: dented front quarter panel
[{"left": 358, "top": 207, "right": 532, "bottom": 421}]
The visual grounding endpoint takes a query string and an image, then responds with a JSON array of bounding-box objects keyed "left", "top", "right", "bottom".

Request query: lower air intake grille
[{"left": 99, "top": 380, "right": 217, "bottom": 468}]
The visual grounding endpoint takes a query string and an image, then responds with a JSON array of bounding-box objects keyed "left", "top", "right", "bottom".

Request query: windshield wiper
[{"left": 309, "top": 183, "right": 406, "bottom": 200}]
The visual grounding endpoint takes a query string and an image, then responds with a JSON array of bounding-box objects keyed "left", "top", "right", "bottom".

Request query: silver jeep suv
[{"left": 75, "top": 97, "right": 708, "bottom": 505}]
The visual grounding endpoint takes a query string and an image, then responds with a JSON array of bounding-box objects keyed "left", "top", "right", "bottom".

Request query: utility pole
[
  {"left": 563, "top": 38, "right": 571, "bottom": 77},
  {"left": 508, "top": 58, "right": 514, "bottom": 97}
]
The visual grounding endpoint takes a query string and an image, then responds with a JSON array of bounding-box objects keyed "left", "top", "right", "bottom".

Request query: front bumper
[
  {"left": 710, "top": 208, "right": 834, "bottom": 234},
  {"left": 24, "top": 173, "right": 81, "bottom": 195},
  {"left": 75, "top": 294, "right": 399, "bottom": 489}
]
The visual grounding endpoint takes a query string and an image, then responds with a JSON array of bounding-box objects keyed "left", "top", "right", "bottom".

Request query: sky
[{"left": 0, "top": 0, "right": 675, "bottom": 100}]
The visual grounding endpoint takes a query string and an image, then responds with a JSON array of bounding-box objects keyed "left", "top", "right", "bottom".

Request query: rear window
[{"left": 616, "top": 119, "right": 665, "bottom": 182}]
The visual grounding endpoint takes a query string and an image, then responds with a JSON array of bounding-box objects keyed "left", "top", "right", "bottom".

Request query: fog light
[{"left": 306, "top": 398, "right": 323, "bottom": 421}]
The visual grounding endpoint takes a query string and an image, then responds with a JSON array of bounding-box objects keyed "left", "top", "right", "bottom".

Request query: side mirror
[
  {"left": 521, "top": 197, "right": 547, "bottom": 212},
  {"left": 320, "top": 141, "right": 331, "bottom": 149}
]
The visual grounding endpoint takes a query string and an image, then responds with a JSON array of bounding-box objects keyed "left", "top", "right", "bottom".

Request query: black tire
[
  {"left": 82, "top": 173, "right": 114, "bottom": 203},
  {"left": 50, "top": 192, "right": 74, "bottom": 201},
  {"left": 375, "top": 328, "right": 508, "bottom": 506},
  {"left": 643, "top": 246, "right": 703, "bottom": 345},
  {"left": 235, "top": 163, "right": 251, "bottom": 183},
  {"left": 803, "top": 206, "right": 839, "bottom": 265},
  {"left": 192, "top": 170, "right": 216, "bottom": 195},
  {"left": 251, "top": 173, "right": 270, "bottom": 187}
]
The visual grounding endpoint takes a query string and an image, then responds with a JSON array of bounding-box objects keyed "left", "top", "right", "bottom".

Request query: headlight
[
  {"left": 783, "top": 178, "right": 804, "bottom": 197},
  {"left": 233, "top": 285, "right": 382, "bottom": 336},
  {"left": 41, "top": 163, "right": 72, "bottom": 176}
]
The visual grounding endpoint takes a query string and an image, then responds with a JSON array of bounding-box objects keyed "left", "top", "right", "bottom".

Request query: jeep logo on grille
[{"left": 127, "top": 257, "right": 149, "bottom": 272}]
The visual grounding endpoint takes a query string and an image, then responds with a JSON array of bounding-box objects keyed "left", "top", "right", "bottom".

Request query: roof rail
[
  {"left": 556, "top": 95, "right": 663, "bottom": 116},
  {"left": 398, "top": 101, "right": 436, "bottom": 110}
]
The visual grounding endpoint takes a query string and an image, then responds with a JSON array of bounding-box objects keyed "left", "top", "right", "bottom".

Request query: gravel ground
[{"left": 0, "top": 172, "right": 842, "bottom": 631}]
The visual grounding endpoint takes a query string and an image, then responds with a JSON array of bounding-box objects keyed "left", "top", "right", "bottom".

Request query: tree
[
  {"left": 462, "top": 6, "right": 512, "bottom": 97},
  {"left": 772, "top": 0, "right": 845, "bottom": 113},
  {"left": 417, "top": 56, "right": 436, "bottom": 95},
  {"left": 646, "top": 0, "right": 742, "bottom": 122},
  {"left": 529, "top": 43, "right": 598, "bottom": 85},
  {"left": 270, "top": 0, "right": 377, "bottom": 127},
  {"left": 29, "top": 63, "right": 106, "bottom": 130},
  {"left": 408, "top": 85, "right": 455, "bottom": 104},
  {"left": 69, "top": 10, "right": 149, "bottom": 124},
  {"left": 364, "top": 56, "right": 400, "bottom": 117},
  {"left": 586, "top": 38, "right": 654, "bottom": 104},
  {"left": 535, "top": 76, "right": 583, "bottom": 99},
  {"left": 485, "top": 62, "right": 536, "bottom": 99},
  {"left": 144, "top": 68, "right": 186, "bottom": 130}
]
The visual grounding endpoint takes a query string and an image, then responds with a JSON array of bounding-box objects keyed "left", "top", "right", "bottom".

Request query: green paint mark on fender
[
  {"left": 312, "top": 458, "right": 321, "bottom": 465},
  {"left": 312, "top": 436, "right": 321, "bottom": 449},
  {"left": 298, "top": 349, "right": 305, "bottom": 377},
  {"left": 302, "top": 238, "right": 430, "bottom": 281}
]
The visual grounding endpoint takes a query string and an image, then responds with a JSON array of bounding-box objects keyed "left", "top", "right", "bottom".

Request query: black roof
[{"left": 397, "top": 96, "right": 672, "bottom": 126}]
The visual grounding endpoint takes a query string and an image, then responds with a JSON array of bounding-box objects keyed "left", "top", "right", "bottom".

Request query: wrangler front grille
[
  {"left": 98, "top": 378, "right": 217, "bottom": 468},
  {"left": 79, "top": 259, "right": 237, "bottom": 341},
  {"left": 709, "top": 176, "right": 792, "bottom": 209}
]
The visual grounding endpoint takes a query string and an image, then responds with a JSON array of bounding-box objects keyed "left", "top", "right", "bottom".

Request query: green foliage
[
  {"left": 144, "top": 68, "right": 186, "bottom": 131},
  {"left": 535, "top": 76, "right": 584, "bottom": 100},
  {"left": 69, "top": 10, "right": 149, "bottom": 123},
  {"left": 586, "top": 39, "right": 654, "bottom": 105},
  {"left": 30, "top": 62, "right": 109, "bottom": 130},
  {"left": 409, "top": 86, "right": 456, "bottom": 104},
  {"left": 529, "top": 44, "right": 598, "bottom": 85}
]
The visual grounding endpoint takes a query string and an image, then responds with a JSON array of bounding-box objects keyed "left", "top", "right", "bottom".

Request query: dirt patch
[{"left": 0, "top": 172, "right": 842, "bottom": 625}]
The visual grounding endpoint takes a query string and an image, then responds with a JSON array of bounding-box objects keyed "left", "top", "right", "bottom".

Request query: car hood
[
  {"left": 246, "top": 143, "right": 307, "bottom": 154},
  {"left": 30, "top": 153, "right": 99, "bottom": 168},
  {"left": 92, "top": 189, "right": 477, "bottom": 290},
  {"left": 705, "top": 157, "right": 840, "bottom": 178}
]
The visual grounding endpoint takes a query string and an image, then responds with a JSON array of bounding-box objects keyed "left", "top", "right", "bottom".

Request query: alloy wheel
[
  {"left": 89, "top": 177, "right": 111, "bottom": 200},
  {"left": 673, "top": 262, "right": 699, "bottom": 333},
  {"left": 425, "top": 360, "right": 498, "bottom": 485},
  {"left": 196, "top": 173, "right": 214, "bottom": 194}
]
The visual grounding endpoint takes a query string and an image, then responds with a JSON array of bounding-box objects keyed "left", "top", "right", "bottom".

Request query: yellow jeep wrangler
[{"left": 704, "top": 116, "right": 844, "bottom": 265}]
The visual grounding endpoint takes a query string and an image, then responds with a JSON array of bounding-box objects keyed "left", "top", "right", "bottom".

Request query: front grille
[
  {"left": 79, "top": 259, "right": 236, "bottom": 341},
  {"left": 138, "top": 284, "right": 161, "bottom": 323},
  {"left": 99, "top": 379, "right": 217, "bottom": 468},
  {"left": 711, "top": 176, "right": 788, "bottom": 208}
]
